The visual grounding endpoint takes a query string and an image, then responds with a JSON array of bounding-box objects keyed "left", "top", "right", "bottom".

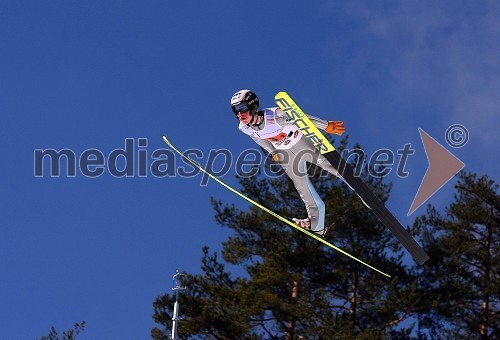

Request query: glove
[{"left": 325, "top": 121, "right": 345, "bottom": 135}]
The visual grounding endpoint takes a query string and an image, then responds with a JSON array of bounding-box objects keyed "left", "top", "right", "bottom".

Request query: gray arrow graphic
[{"left": 408, "top": 128, "right": 465, "bottom": 215}]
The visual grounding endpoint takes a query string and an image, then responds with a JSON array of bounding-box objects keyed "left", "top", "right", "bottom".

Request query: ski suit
[{"left": 239, "top": 107, "right": 341, "bottom": 232}]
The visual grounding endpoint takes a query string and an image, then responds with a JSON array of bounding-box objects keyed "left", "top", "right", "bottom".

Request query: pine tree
[
  {"left": 152, "top": 137, "right": 421, "bottom": 339},
  {"left": 38, "top": 321, "right": 86, "bottom": 340},
  {"left": 414, "top": 172, "right": 499, "bottom": 339}
]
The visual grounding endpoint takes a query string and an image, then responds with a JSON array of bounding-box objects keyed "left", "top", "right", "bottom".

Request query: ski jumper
[{"left": 239, "top": 107, "right": 341, "bottom": 232}]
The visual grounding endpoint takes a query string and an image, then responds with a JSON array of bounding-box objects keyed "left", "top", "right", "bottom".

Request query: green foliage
[
  {"left": 38, "top": 321, "right": 85, "bottom": 340},
  {"left": 414, "top": 172, "right": 499, "bottom": 338}
]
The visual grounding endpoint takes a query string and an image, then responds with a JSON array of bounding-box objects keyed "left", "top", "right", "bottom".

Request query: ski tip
[{"left": 162, "top": 135, "right": 171, "bottom": 145}]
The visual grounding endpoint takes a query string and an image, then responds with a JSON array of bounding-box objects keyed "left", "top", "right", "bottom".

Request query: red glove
[{"left": 325, "top": 121, "right": 345, "bottom": 135}]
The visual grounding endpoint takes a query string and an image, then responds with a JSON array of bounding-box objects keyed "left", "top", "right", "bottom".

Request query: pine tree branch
[
  {"left": 334, "top": 299, "right": 351, "bottom": 316},
  {"left": 259, "top": 320, "right": 278, "bottom": 339},
  {"left": 380, "top": 311, "right": 410, "bottom": 331},
  {"left": 271, "top": 310, "right": 291, "bottom": 338},
  {"left": 329, "top": 304, "right": 351, "bottom": 312},
  {"left": 459, "top": 255, "right": 486, "bottom": 276}
]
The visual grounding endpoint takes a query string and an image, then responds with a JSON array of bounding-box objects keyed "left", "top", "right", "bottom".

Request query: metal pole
[
  {"left": 171, "top": 300, "right": 180, "bottom": 340},
  {"left": 171, "top": 270, "right": 187, "bottom": 340}
]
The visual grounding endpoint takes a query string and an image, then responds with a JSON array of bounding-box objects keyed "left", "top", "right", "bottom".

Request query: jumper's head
[{"left": 230, "top": 90, "right": 259, "bottom": 119}]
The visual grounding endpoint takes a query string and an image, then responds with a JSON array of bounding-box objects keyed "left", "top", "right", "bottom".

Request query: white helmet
[{"left": 230, "top": 90, "right": 259, "bottom": 117}]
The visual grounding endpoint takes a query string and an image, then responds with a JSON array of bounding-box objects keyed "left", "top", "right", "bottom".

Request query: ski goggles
[{"left": 232, "top": 102, "right": 250, "bottom": 114}]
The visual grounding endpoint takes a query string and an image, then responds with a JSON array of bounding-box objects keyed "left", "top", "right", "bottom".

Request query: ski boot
[{"left": 292, "top": 218, "right": 329, "bottom": 238}]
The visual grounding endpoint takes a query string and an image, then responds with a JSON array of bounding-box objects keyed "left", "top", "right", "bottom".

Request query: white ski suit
[{"left": 239, "top": 107, "right": 341, "bottom": 232}]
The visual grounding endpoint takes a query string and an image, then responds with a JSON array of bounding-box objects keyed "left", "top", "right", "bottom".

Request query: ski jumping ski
[
  {"left": 274, "top": 92, "right": 429, "bottom": 265},
  {"left": 162, "top": 135, "right": 391, "bottom": 278}
]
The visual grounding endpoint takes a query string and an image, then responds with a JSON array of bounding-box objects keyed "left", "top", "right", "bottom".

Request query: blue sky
[{"left": 1, "top": 1, "right": 499, "bottom": 339}]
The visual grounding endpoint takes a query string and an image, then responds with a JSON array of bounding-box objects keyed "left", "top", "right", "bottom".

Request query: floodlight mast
[{"left": 171, "top": 270, "right": 187, "bottom": 340}]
